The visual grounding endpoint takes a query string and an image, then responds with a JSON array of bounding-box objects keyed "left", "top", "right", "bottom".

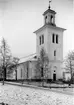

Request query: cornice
[{"left": 34, "top": 24, "right": 66, "bottom": 34}]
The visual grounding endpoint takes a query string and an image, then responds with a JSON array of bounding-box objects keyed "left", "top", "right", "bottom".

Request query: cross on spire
[{"left": 48, "top": 0, "right": 52, "bottom": 9}]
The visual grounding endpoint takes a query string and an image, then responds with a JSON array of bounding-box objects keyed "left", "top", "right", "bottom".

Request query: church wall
[
  {"left": 28, "top": 61, "right": 36, "bottom": 79},
  {"left": 36, "top": 28, "right": 48, "bottom": 57},
  {"left": 48, "top": 62, "right": 63, "bottom": 80},
  {"left": 44, "top": 12, "right": 55, "bottom": 25},
  {"left": 16, "top": 61, "right": 36, "bottom": 80},
  {"left": 46, "top": 28, "right": 64, "bottom": 80},
  {"left": 17, "top": 62, "right": 27, "bottom": 79},
  {"left": 47, "top": 27, "right": 63, "bottom": 61},
  {"left": 36, "top": 26, "right": 64, "bottom": 80}
]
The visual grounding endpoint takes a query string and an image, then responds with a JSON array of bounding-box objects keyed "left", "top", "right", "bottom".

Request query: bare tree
[
  {"left": 6, "top": 57, "right": 19, "bottom": 81},
  {"left": 0, "top": 38, "right": 19, "bottom": 84},
  {"left": 11, "top": 57, "right": 19, "bottom": 80},
  {"left": 0, "top": 38, "right": 12, "bottom": 84},
  {"left": 35, "top": 48, "right": 49, "bottom": 86},
  {"left": 65, "top": 51, "right": 74, "bottom": 82},
  {"left": 35, "top": 57, "right": 41, "bottom": 79}
]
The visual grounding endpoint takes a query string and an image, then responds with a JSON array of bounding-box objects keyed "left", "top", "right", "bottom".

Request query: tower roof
[
  {"left": 34, "top": 1, "right": 66, "bottom": 34},
  {"left": 43, "top": 9, "right": 56, "bottom": 16},
  {"left": 43, "top": 0, "right": 56, "bottom": 15}
]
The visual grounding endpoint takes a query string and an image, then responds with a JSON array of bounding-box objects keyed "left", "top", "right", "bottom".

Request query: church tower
[{"left": 34, "top": 1, "right": 66, "bottom": 80}]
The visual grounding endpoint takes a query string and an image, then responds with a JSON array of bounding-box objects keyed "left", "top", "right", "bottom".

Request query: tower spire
[{"left": 48, "top": 0, "right": 52, "bottom": 9}]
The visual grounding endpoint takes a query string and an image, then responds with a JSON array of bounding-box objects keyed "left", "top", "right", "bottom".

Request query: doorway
[{"left": 53, "top": 73, "right": 56, "bottom": 81}]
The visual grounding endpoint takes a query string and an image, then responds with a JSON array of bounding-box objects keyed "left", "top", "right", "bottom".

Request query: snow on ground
[{"left": 0, "top": 83, "right": 74, "bottom": 105}]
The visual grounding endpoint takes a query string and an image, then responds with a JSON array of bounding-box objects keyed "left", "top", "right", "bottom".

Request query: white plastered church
[{"left": 12, "top": 3, "right": 66, "bottom": 81}]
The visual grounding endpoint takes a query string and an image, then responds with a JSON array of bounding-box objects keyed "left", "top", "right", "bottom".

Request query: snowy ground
[{"left": 0, "top": 83, "right": 74, "bottom": 105}]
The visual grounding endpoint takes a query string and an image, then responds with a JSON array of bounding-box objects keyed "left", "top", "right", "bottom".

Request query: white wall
[
  {"left": 17, "top": 63, "right": 27, "bottom": 79},
  {"left": 36, "top": 25, "right": 64, "bottom": 80},
  {"left": 17, "top": 61, "right": 36, "bottom": 80}
]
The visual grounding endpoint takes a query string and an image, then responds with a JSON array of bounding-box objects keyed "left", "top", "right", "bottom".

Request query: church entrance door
[{"left": 53, "top": 73, "right": 56, "bottom": 81}]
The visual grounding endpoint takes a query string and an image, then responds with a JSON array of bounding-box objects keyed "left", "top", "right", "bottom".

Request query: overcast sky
[{"left": 0, "top": 0, "right": 73, "bottom": 58}]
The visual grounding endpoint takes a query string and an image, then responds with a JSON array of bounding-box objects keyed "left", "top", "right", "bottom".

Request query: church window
[
  {"left": 39, "top": 35, "right": 44, "bottom": 45},
  {"left": 45, "top": 16, "right": 47, "bottom": 24},
  {"left": 51, "top": 15, "right": 54, "bottom": 23},
  {"left": 54, "top": 50, "right": 56, "bottom": 56},
  {"left": 52, "top": 34, "right": 55, "bottom": 43},
  {"left": 39, "top": 36, "right": 41, "bottom": 45},
  {"left": 56, "top": 35, "right": 58, "bottom": 44},
  {"left": 45, "top": 16, "right": 47, "bottom": 19},
  {"left": 42, "top": 35, "right": 44, "bottom": 44}
]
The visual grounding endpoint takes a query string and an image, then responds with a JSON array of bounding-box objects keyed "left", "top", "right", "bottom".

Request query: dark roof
[{"left": 43, "top": 9, "right": 56, "bottom": 16}]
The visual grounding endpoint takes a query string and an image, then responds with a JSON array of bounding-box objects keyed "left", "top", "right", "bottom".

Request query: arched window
[
  {"left": 51, "top": 15, "right": 54, "bottom": 23},
  {"left": 53, "top": 66, "right": 57, "bottom": 72},
  {"left": 52, "top": 33, "right": 55, "bottom": 43},
  {"left": 54, "top": 50, "right": 56, "bottom": 56},
  {"left": 45, "top": 16, "right": 47, "bottom": 24},
  {"left": 39, "top": 36, "right": 41, "bottom": 45},
  {"left": 42, "top": 35, "right": 44, "bottom": 44},
  {"left": 56, "top": 35, "right": 58, "bottom": 44},
  {"left": 39, "top": 35, "right": 44, "bottom": 45}
]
